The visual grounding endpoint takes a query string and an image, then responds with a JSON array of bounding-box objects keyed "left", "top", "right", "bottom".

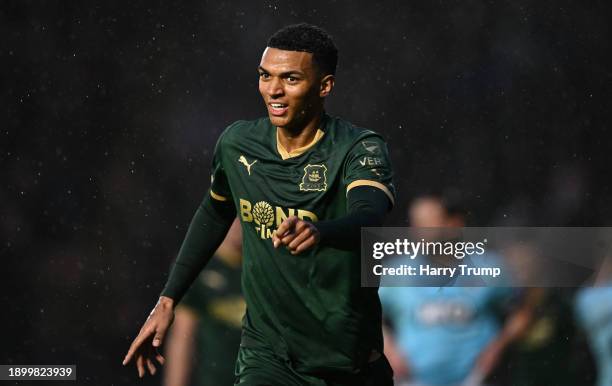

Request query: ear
[{"left": 319, "top": 74, "right": 335, "bottom": 97}]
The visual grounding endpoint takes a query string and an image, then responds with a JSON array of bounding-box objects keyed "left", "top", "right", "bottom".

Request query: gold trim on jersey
[
  {"left": 346, "top": 180, "right": 395, "bottom": 205},
  {"left": 210, "top": 190, "right": 228, "bottom": 201},
  {"left": 276, "top": 128, "right": 325, "bottom": 160}
]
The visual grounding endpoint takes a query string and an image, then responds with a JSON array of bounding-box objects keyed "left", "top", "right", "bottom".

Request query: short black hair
[
  {"left": 413, "top": 188, "right": 469, "bottom": 219},
  {"left": 440, "top": 189, "right": 468, "bottom": 219},
  {"left": 267, "top": 23, "right": 338, "bottom": 75}
]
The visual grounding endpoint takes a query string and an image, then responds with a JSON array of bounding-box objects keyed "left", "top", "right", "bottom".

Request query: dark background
[{"left": 1, "top": 1, "right": 610, "bottom": 385}]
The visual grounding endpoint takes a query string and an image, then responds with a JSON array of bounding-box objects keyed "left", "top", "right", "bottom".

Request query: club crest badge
[
  {"left": 362, "top": 141, "right": 381, "bottom": 154},
  {"left": 300, "top": 164, "right": 327, "bottom": 192}
]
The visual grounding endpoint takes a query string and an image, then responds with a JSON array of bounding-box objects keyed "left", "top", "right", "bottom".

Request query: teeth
[{"left": 271, "top": 103, "right": 286, "bottom": 108}]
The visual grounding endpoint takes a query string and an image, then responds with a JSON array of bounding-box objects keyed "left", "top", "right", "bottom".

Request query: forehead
[{"left": 259, "top": 47, "right": 315, "bottom": 73}]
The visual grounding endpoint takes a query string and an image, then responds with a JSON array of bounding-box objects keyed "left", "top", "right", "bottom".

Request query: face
[
  {"left": 409, "top": 198, "right": 447, "bottom": 228},
  {"left": 258, "top": 47, "right": 334, "bottom": 129},
  {"left": 409, "top": 197, "right": 454, "bottom": 242}
]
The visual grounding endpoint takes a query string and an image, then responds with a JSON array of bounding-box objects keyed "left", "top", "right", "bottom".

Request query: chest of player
[
  {"left": 223, "top": 146, "right": 348, "bottom": 238},
  {"left": 227, "top": 146, "right": 344, "bottom": 200}
]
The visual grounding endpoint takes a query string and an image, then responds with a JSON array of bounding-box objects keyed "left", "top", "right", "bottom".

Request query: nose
[{"left": 266, "top": 77, "right": 284, "bottom": 98}]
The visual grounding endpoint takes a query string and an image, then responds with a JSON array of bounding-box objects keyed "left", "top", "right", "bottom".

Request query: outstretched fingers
[
  {"left": 146, "top": 358, "right": 157, "bottom": 375},
  {"left": 136, "top": 355, "right": 145, "bottom": 378},
  {"left": 123, "top": 327, "right": 153, "bottom": 365},
  {"left": 123, "top": 298, "right": 175, "bottom": 378},
  {"left": 155, "top": 350, "right": 166, "bottom": 365}
]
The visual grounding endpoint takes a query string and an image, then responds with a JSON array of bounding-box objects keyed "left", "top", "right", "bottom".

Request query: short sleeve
[
  {"left": 344, "top": 135, "right": 395, "bottom": 206},
  {"left": 209, "top": 131, "right": 231, "bottom": 202}
]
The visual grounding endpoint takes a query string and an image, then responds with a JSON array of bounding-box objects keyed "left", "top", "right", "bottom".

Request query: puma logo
[{"left": 238, "top": 155, "right": 257, "bottom": 175}]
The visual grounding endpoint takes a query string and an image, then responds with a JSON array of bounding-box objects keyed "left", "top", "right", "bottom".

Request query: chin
[{"left": 269, "top": 115, "right": 291, "bottom": 128}]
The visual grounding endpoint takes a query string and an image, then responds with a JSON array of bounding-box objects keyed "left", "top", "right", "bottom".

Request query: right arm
[
  {"left": 123, "top": 129, "right": 236, "bottom": 377},
  {"left": 161, "top": 194, "right": 236, "bottom": 301},
  {"left": 163, "top": 127, "right": 235, "bottom": 301},
  {"left": 122, "top": 194, "right": 235, "bottom": 377}
]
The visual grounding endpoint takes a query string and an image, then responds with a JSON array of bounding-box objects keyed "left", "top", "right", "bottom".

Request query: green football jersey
[{"left": 209, "top": 113, "right": 395, "bottom": 374}]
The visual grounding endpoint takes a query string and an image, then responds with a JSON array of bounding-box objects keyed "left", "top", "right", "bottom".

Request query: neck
[{"left": 277, "top": 110, "right": 324, "bottom": 153}]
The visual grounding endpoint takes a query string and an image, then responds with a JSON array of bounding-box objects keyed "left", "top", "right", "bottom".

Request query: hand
[
  {"left": 474, "top": 340, "right": 504, "bottom": 379},
  {"left": 272, "top": 216, "right": 320, "bottom": 255},
  {"left": 383, "top": 327, "right": 410, "bottom": 380},
  {"left": 122, "top": 296, "right": 175, "bottom": 377},
  {"left": 386, "top": 349, "right": 410, "bottom": 380}
]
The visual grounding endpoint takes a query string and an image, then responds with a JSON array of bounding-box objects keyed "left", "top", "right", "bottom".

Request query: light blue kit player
[
  {"left": 575, "top": 286, "right": 612, "bottom": 386},
  {"left": 379, "top": 251, "right": 515, "bottom": 385},
  {"left": 378, "top": 194, "right": 519, "bottom": 385},
  {"left": 379, "top": 284, "right": 513, "bottom": 385}
]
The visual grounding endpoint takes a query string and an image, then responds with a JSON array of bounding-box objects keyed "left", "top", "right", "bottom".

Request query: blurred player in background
[
  {"left": 575, "top": 257, "right": 612, "bottom": 386},
  {"left": 380, "top": 193, "right": 537, "bottom": 386},
  {"left": 123, "top": 23, "right": 395, "bottom": 385},
  {"left": 163, "top": 219, "right": 244, "bottom": 386},
  {"left": 501, "top": 286, "right": 593, "bottom": 386}
]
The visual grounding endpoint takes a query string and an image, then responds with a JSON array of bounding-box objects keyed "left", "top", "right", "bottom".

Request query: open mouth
[{"left": 269, "top": 103, "right": 288, "bottom": 116}]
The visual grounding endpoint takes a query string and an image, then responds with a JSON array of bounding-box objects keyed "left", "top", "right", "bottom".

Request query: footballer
[{"left": 123, "top": 23, "right": 396, "bottom": 385}]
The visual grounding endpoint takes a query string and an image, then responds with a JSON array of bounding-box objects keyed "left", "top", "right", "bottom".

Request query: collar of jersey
[{"left": 276, "top": 127, "right": 326, "bottom": 160}]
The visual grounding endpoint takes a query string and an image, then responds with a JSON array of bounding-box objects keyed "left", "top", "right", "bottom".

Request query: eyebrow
[{"left": 257, "top": 66, "right": 305, "bottom": 77}]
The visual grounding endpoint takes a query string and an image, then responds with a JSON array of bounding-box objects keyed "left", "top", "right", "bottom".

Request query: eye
[
  {"left": 286, "top": 76, "right": 299, "bottom": 83},
  {"left": 259, "top": 72, "right": 270, "bottom": 80}
]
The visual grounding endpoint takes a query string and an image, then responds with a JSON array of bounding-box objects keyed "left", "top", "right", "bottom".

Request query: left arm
[{"left": 474, "top": 288, "right": 543, "bottom": 377}]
